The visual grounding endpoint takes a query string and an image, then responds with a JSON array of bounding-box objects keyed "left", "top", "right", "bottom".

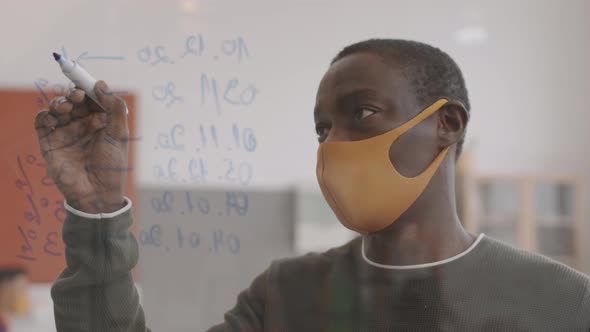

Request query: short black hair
[{"left": 331, "top": 39, "right": 470, "bottom": 157}]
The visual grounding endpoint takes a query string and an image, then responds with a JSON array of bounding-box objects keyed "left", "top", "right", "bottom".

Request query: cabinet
[{"left": 458, "top": 168, "right": 584, "bottom": 270}]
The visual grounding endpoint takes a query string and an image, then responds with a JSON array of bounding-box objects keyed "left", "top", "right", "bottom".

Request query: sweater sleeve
[
  {"left": 580, "top": 280, "right": 590, "bottom": 330},
  {"left": 51, "top": 207, "right": 149, "bottom": 332}
]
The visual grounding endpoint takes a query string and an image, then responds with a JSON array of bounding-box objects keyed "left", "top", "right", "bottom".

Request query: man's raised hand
[{"left": 34, "top": 81, "right": 129, "bottom": 213}]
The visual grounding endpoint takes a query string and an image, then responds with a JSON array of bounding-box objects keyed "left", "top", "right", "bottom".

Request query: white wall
[{"left": 2, "top": 0, "right": 589, "bottom": 186}]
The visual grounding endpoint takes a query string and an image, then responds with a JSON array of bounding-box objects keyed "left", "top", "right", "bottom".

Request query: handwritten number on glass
[
  {"left": 182, "top": 34, "right": 205, "bottom": 58},
  {"left": 152, "top": 82, "right": 184, "bottom": 107},
  {"left": 43, "top": 232, "right": 62, "bottom": 256}
]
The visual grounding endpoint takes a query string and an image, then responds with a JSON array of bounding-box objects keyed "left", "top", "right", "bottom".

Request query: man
[
  {"left": 0, "top": 268, "right": 29, "bottom": 332},
  {"left": 35, "top": 39, "right": 590, "bottom": 331}
]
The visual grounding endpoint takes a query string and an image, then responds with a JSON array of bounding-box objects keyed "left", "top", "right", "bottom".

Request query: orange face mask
[{"left": 316, "top": 98, "right": 450, "bottom": 234}]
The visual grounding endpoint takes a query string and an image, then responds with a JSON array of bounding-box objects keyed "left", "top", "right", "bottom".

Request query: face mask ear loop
[
  {"left": 394, "top": 98, "right": 449, "bottom": 136},
  {"left": 385, "top": 98, "right": 450, "bottom": 181}
]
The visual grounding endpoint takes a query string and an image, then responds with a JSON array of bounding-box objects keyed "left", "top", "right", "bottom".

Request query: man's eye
[
  {"left": 316, "top": 126, "right": 329, "bottom": 140},
  {"left": 355, "top": 108, "right": 377, "bottom": 120}
]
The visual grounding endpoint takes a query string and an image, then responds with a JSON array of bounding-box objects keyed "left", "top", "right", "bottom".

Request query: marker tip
[{"left": 52, "top": 52, "right": 61, "bottom": 61}]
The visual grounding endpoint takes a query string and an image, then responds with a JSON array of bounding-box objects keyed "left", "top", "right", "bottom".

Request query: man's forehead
[
  {"left": 321, "top": 53, "right": 394, "bottom": 88},
  {"left": 314, "top": 53, "right": 421, "bottom": 121},
  {"left": 316, "top": 53, "right": 408, "bottom": 104}
]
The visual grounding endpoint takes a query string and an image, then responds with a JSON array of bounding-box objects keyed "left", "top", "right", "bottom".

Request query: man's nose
[{"left": 324, "top": 127, "right": 354, "bottom": 142}]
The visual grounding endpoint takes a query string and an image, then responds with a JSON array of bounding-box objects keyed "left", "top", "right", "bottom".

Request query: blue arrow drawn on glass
[{"left": 76, "top": 51, "right": 125, "bottom": 67}]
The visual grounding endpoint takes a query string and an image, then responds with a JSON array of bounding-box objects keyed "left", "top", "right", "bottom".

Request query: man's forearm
[{"left": 51, "top": 204, "right": 148, "bottom": 332}]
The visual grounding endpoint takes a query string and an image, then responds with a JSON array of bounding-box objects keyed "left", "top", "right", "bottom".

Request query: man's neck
[{"left": 362, "top": 206, "right": 475, "bottom": 267}]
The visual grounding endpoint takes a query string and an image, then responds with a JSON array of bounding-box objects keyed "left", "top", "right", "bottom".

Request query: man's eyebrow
[
  {"left": 338, "top": 88, "right": 381, "bottom": 100},
  {"left": 333, "top": 88, "right": 385, "bottom": 111},
  {"left": 314, "top": 88, "right": 384, "bottom": 120}
]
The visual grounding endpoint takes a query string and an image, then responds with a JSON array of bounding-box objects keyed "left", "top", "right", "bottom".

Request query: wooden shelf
[
  {"left": 534, "top": 216, "right": 574, "bottom": 226},
  {"left": 478, "top": 216, "right": 519, "bottom": 224},
  {"left": 549, "top": 256, "right": 578, "bottom": 268},
  {"left": 456, "top": 165, "right": 585, "bottom": 273}
]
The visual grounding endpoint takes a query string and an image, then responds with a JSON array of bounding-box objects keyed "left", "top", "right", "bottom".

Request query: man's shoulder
[
  {"left": 271, "top": 237, "right": 361, "bottom": 277},
  {"left": 482, "top": 235, "right": 590, "bottom": 293},
  {"left": 479, "top": 236, "right": 590, "bottom": 326}
]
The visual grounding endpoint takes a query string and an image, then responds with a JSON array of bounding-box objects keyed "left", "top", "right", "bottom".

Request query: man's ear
[{"left": 437, "top": 100, "right": 469, "bottom": 148}]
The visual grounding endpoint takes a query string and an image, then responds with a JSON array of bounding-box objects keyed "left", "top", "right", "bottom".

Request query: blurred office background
[{"left": 1, "top": 0, "right": 589, "bottom": 330}]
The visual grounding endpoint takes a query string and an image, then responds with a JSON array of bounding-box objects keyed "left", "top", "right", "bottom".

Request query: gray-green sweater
[{"left": 52, "top": 208, "right": 590, "bottom": 331}]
